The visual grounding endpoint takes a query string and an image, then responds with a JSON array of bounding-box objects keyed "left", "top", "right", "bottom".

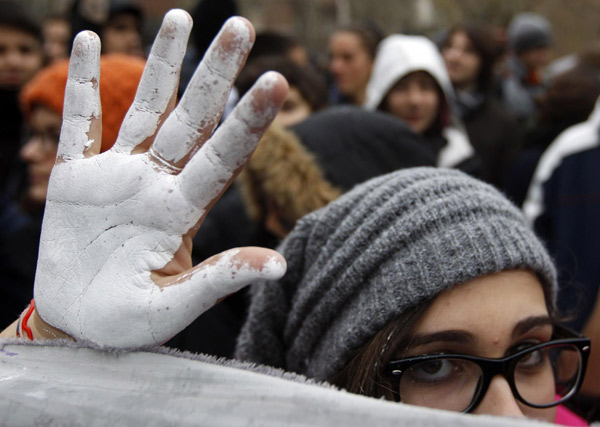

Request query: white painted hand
[{"left": 34, "top": 10, "right": 288, "bottom": 348}]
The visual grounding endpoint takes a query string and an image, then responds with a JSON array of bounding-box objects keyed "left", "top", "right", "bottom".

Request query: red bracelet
[{"left": 21, "top": 299, "right": 35, "bottom": 340}]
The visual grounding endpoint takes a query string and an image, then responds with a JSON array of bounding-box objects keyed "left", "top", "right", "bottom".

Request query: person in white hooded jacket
[{"left": 364, "top": 34, "right": 479, "bottom": 173}]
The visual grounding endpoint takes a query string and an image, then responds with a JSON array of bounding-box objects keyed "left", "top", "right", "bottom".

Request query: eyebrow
[
  {"left": 405, "top": 330, "right": 476, "bottom": 350},
  {"left": 511, "top": 315, "right": 553, "bottom": 339}
]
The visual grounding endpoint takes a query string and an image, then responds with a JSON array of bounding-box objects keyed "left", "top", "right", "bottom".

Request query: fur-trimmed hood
[{"left": 238, "top": 124, "right": 342, "bottom": 228}]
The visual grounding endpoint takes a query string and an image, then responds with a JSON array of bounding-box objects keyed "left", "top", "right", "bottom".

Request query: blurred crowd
[{"left": 1, "top": 0, "right": 599, "bottom": 419}]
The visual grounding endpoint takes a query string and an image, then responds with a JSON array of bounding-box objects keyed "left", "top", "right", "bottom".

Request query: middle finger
[{"left": 150, "top": 16, "right": 255, "bottom": 171}]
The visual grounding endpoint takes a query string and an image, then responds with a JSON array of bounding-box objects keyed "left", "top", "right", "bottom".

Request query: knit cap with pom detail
[
  {"left": 236, "top": 167, "right": 557, "bottom": 381},
  {"left": 20, "top": 53, "right": 145, "bottom": 152}
]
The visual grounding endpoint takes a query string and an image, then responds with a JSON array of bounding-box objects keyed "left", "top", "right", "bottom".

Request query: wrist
[{"left": 30, "top": 306, "right": 72, "bottom": 340}]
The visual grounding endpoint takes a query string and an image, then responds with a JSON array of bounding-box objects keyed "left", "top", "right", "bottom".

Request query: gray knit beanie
[
  {"left": 236, "top": 167, "right": 557, "bottom": 381},
  {"left": 508, "top": 12, "right": 553, "bottom": 54}
]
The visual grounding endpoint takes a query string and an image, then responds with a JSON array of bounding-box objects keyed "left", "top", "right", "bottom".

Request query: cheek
[
  {"left": 24, "top": 55, "right": 43, "bottom": 74},
  {"left": 521, "top": 405, "right": 556, "bottom": 423},
  {"left": 355, "top": 57, "right": 373, "bottom": 81},
  {"left": 465, "top": 56, "right": 481, "bottom": 77},
  {"left": 28, "top": 180, "right": 50, "bottom": 203},
  {"left": 385, "top": 92, "right": 407, "bottom": 114},
  {"left": 425, "top": 93, "right": 440, "bottom": 116},
  {"left": 273, "top": 104, "right": 311, "bottom": 128}
]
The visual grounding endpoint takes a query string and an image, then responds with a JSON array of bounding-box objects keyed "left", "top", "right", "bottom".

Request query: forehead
[
  {"left": 30, "top": 105, "right": 62, "bottom": 129},
  {"left": 396, "top": 70, "right": 437, "bottom": 86},
  {"left": 448, "top": 30, "right": 472, "bottom": 46},
  {"left": 0, "top": 25, "right": 40, "bottom": 45},
  {"left": 413, "top": 270, "right": 549, "bottom": 339},
  {"left": 329, "top": 31, "right": 364, "bottom": 51},
  {"left": 285, "top": 86, "right": 308, "bottom": 102},
  {"left": 105, "top": 13, "right": 141, "bottom": 30}
]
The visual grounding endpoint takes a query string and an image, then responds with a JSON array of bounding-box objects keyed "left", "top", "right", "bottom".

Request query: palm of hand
[
  {"left": 38, "top": 153, "right": 195, "bottom": 344},
  {"left": 34, "top": 11, "right": 288, "bottom": 348}
]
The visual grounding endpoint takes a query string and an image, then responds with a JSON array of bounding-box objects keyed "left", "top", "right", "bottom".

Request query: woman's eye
[
  {"left": 517, "top": 348, "right": 547, "bottom": 369},
  {"left": 409, "top": 359, "right": 456, "bottom": 383}
]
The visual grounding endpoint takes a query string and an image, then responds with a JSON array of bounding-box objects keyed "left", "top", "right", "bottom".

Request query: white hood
[{"left": 364, "top": 35, "right": 474, "bottom": 168}]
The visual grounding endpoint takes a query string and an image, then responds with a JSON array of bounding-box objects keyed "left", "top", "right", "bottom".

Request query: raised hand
[{"left": 33, "top": 9, "right": 288, "bottom": 348}]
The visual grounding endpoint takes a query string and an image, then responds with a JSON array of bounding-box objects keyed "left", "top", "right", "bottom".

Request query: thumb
[{"left": 147, "top": 247, "right": 286, "bottom": 344}]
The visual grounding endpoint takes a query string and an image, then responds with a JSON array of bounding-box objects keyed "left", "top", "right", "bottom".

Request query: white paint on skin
[
  {"left": 59, "top": 31, "right": 101, "bottom": 160},
  {"left": 83, "top": 138, "right": 95, "bottom": 152},
  {"left": 144, "top": 251, "right": 286, "bottom": 347},
  {"left": 35, "top": 151, "right": 198, "bottom": 345},
  {"left": 34, "top": 11, "right": 288, "bottom": 349},
  {"left": 152, "top": 17, "right": 253, "bottom": 165},
  {"left": 179, "top": 72, "right": 283, "bottom": 209},
  {"left": 35, "top": 147, "right": 286, "bottom": 347},
  {"left": 114, "top": 9, "right": 192, "bottom": 153}
]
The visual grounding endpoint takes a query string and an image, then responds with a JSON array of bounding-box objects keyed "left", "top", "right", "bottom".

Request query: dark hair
[
  {"left": 108, "top": 0, "right": 144, "bottom": 22},
  {"left": 328, "top": 302, "right": 431, "bottom": 398},
  {"left": 441, "top": 24, "right": 500, "bottom": 92},
  {"left": 0, "top": 0, "right": 42, "bottom": 42},
  {"left": 579, "top": 45, "right": 600, "bottom": 70},
  {"left": 538, "top": 65, "right": 600, "bottom": 125},
  {"left": 237, "top": 56, "right": 327, "bottom": 112},
  {"left": 247, "top": 32, "right": 305, "bottom": 65},
  {"left": 331, "top": 23, "right": 384, "bottom": 60},
  {"left": 191, "top": 0, "right": 237, "bottom": 55}
]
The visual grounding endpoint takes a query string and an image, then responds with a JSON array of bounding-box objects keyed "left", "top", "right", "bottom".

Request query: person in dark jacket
[
  {"left": 440, "top": 24, "right": 523, "bottom": 190},
  {"left": 504, "top": 59, "right": 600, "bottom": 206},
  {"left": 523, "top": 95, "right": 600, "bottom": 414},
  {"left": 499, "top": 13, "right": 553, "bottom": 128}
]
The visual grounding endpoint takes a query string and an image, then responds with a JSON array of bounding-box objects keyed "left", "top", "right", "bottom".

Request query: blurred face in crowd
[
  {"left": 42, "top": 18, "right": 71, "bottom": 63},
  {"left": 383, "top": 71, "right": 440, "bottom": 134},
  {"left": 102, "top": 13, "right": 144, "bottom": 57},
  {"left": 273, "top": 86, "right": 312, "bottom": 128},
  {"left": 519, "top": 46, "right": 551, "bottom": 71},
  {"left": 441, "top": 30, "right": 481, "bottom": 91},
  {"left": 0, "top": 26, "right": 43, "bottom": 89},
  {"left": 20, "top": 105, "right": 61, "bottom": 205},
  {"left": 287, "top": 45, "right": 309, "bottom": 67},
  {"left": 401, "top": 270, "right": 556, "bottom": 421},
  {"left": 328, "top": 30, "right": 373, "bottom": 104}
]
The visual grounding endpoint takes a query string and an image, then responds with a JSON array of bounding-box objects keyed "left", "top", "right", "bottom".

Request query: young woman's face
[
  {"left": 441, "top": 30, "right": 481, "bottom": 90},
  {"left": 0, "top": 26, "right": 43, "bottom": 89},
  {"left": 42, "top": 18, "right": 71, "bottom": 64},
  {"left": 273, "top": 86, "right": 312, "bottom": 128},
  {"left": 328, "top": 31, "right": 373, "bottom": 103},
  {"left": 102, "top": 13, "right": 144, "bottom": 58},
  {"left": 401, "top": 270, "right": 556, "bottom": 422},
  {"left": 383, "top": 71, "right": 440, "bottom": 134}
]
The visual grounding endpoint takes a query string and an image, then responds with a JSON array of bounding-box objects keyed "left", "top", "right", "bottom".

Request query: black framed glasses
[{"left": 386, "top": 325, "right": 590, "bottom": 413}]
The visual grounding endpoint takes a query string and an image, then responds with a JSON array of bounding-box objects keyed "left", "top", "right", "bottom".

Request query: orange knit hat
[{"left": 20, "top": 53, "right": 146, "bottom": 152}]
